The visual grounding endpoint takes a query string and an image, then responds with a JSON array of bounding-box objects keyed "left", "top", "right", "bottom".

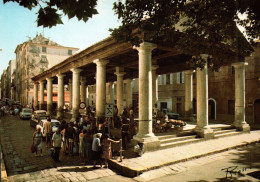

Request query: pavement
[
  {"left": 1, "top": 115, "right": 260, "bottom": 181},
  {"left": 109, "top": 130, "right": 260, "bottom": 177}
]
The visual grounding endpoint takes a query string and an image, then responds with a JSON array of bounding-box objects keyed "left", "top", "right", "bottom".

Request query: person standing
[
  {"left": 52, "top": 128, "right": 62, "bottom": 162},
  {"left": 65, "top": 122, "right": 75, "bottom": 156},
  {"left": 43, "top": 118, "right": 52, "bottom": 148},
  {"left": 92, "top": 133, "right": 102, "bottom": 168},
  {"left": 32, "top": 128, "right": 43, "bottom": 157},
  {"left": 102, "top": 134, "right": 120, "bottom": 168}
]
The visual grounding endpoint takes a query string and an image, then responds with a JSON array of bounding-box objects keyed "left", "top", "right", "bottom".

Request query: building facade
[{"left": 15, "top": 34, "right": 78, "bottom": 106}]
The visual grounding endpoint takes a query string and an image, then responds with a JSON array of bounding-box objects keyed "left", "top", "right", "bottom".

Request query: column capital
[
  {"left": 33, "top": 82, "right": 39, "bottom": 85},
  {"left": 93, "top": 59, "right": 109, "bottom": 67},
  {"left": 184, "top": 70, "right": 195, "bottom": 75},
  {"left": 232, "top": 62, "right": 248, "bottom": 69},
  {"left": 70, "top": 68, "right": 82, "bottom": 74},
  {"left": 56, "top": 73, "right": 66, "bottom": 79},
  {"left": 133, "top": 42, "right": 157, "bottom": 52},
  {"left": 39, "top": 80, "right": 45, "bottom": 84},
  {"left": 152, "top": 65, "right": 159, "bottom": 71},
  {"left": 80, "top": 76, "right": 87, "bottom": 82},
  {"left": 46, "top": 77, "right": 54, "bottom": 82}
]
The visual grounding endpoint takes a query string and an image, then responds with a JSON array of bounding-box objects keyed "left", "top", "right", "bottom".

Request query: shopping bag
[{"left": 31, "top": 144, "right": 36, "bottom": 153}]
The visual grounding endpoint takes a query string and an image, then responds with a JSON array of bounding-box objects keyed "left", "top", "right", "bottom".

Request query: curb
[{"left": 109, "top": 139, "right": 260, "bottom": 177}]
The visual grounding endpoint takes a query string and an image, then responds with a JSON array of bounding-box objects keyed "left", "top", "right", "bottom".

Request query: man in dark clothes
[{"left": 65, "top": 122, "right": 75, "bottom": 156}]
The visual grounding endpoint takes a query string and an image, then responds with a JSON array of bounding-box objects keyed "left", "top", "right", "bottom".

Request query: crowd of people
[{"left": 31, "top": 106, "right": 137, "bottom": 168}]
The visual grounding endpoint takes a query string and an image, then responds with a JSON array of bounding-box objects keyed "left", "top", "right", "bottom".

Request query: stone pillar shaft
[
  {"left": 46, "top": 78, "right": 53, "bottom": 116},
  {"left": 39, "top": 81, "right": 45, "bottom": 110},
  {"left": 196, "top": 64, "right": 208, "bottom": 128},
  {"left": 233, "top": 62, "right": 250, "bottom": 132},
  {"left": 33, "top": 83, "right": 39, "bottom": 110},
  {"left": 152, "top": 65, "right": 159, "bottom": 108},
  {"left": 69, "top": 79, "right": 72, "bottom": 110},
  {"left": 132, "top": 42, "right": 160, "bottom": 152},
  {"left": 195, "top": 55, "right": 214, "bottom": 139},
  {"left": 71, "top": 68, "right": 82, "bottom": 121},
  {"left": 125, "top": 79, "right": 132, "bottom": 109},
  {"left": 106, "top": 82, "right": 114, "bottom": 104},
  {"left": 115, "top": 68, "right": 125, "bottom": 116},
  {"left": 184, "top": 70, "right": 193, "bottom": 120},
  {"left": 57, "top": 74, "right": 65, "bottom": 119},
  {"left": 80, "top": 77, "right": 86, "bottom": 104},
  {"left": 94, "top": 59, "right": 109, "bottom": 120}
]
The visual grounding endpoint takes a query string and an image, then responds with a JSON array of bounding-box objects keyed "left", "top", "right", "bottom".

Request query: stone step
[
  {"left": 212, "top": 125, "right": 235, "bottom": 131},
  {"left": 159, "top": 135, "right": 197, "bottom": 144},
  {"left": 214, "top": 131, "right": 243, "bottom": 139},
  {"left": 214, "top": 129, "right": 237, "bottom": 135},
  {"left": 160, "top": 138, "right": 203, "bottom": 149}
]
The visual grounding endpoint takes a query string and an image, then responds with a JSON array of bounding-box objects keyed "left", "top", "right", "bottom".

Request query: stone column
[
  {"left": 33, "top": 82, "right": 39, "bottom": 110},
  {"left": 125, "top": 79, "right": 132, "bottom": 109},
  {"left": 194, "top": 55, "right": 214, "bottom": 139},
  {"left": 57, "top": 74, "right": 65, "bottom": 119},
  {"left": 93, "top": 59, "right": 109, "bottom": 121},
  {"left": 71, "top": 68, "right": 82, "bottom": 121},
  {"left": 39, "top": 80, "right": 45, "bottom": 110},
  {"left": 106, "top": 82, "right": 114, "bottom": 104},
  {"left": 68, "top": 79, "right": 72, "bottom": 110},
  {"left": 133, "top": 42, "right": 160, "bottom": 152},
  {"left": 80, "top": 77, "right": 87, "bottom": 104},
  {"left": 184, "top": 70, "right": 194, "bottom": 121},
  {"left": 115, "top": 67, "right": 125, "bottom": 116},
  {"left": 86, "top": 85, "right": 89, "bottom": 108},
  {"left": 46, "top": 77, "right": 54, "bottom": 116},
  {"left": 152, "top": 65, "right": 159, "bottom": 109},
  {"left": 233, "top": 62, "right": 250, "bottom": 132}
]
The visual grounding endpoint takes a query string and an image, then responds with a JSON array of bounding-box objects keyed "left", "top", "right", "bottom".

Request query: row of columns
[
  {"left": 33, "top": 42, "right": 249, "bottom": 153},
  {"left": 183, "top": 58, "right": 250, "bottom": 138}
]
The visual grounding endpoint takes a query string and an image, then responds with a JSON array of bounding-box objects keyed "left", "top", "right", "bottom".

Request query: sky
[{"left": 0, "top": 0, "right": 121, "bottom": 76}]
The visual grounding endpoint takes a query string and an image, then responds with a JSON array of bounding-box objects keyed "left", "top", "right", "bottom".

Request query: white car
[
  {"left": 19, "top": 108, "right": 33, "bottom": 119},
  {"left": 36, "top": 119, "right": 60, "bottom": 137}
]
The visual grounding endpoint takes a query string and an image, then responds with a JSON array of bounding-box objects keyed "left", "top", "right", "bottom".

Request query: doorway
[
  {"left": 254, "top": 99, "right": 260, "bottom": 124},
  {"left": 208, "top": 98, "right": 216, "bottom": 120}
]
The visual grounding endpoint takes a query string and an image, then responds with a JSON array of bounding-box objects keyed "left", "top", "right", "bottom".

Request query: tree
[
  {"left": 110, "top": 0, "right": 260, "bottom": 70},
  {"left": 3, "top": 0, "right": 98, "bottom": 28}
]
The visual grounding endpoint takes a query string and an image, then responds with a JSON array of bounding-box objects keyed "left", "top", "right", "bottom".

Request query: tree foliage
[
  {"left": 110, "top": 0, "right": 260, "bottom": 70},
  {"left": 3, "top": 0, "right": 98, "bottom": 28}
]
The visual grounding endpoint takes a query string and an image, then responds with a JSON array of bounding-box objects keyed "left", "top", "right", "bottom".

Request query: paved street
[
  {"left": 0, "top": 115, "right": 120, "bottom": 181},
  {"left": 1, "top": 115, "right": 260, "bottom": 181}
]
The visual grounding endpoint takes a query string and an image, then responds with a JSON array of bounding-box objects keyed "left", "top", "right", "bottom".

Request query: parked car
[
  {"left": 30, "top": 110, "right": 47, "bottom": 128},
  {"left": 162, "top": 109, "right": 180, "bottom": 119},
  {"left": 19, "top": 108, "right": 33, "bottom": 119},
  {"left": 36, "top": 119, "right": 60, "bottom": 137}
]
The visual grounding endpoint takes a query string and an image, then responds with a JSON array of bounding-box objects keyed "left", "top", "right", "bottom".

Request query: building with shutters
[{"left": 14, "top": 34, "right": 79, "bottom": 107}]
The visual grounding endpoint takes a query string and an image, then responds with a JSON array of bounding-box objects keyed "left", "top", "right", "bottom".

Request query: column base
[
  {"left": 194, "top": 125, "right": 214, "bottom": 139},
  {"left": 71, "top": 109, "right": 79, "bottom": 122},
  {"left": 131, "top": 133, "right": 160, "bottom": 153},
  {"left": 233, "top": 121, "right": 250, "bottom": 133}
]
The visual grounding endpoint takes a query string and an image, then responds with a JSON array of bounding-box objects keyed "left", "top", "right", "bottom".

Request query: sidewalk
[{"left": 109, "top": 130, "right": 260, "bottom": 177}]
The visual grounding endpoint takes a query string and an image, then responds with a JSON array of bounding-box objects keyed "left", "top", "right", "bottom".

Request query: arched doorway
[
  {"left": 208, "top": 98, "right": 216, "bottom": 120},
  {"left": 254, "top": 99, "right": 260, "bottom": 124}
]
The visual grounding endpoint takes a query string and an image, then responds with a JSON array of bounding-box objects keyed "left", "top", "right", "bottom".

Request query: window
[
  {"left": 42, "top": 47, "right": 46, "bottom": 53},
  {"left": 68, "top": 49, "right": 72, "bottom": 55}
]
